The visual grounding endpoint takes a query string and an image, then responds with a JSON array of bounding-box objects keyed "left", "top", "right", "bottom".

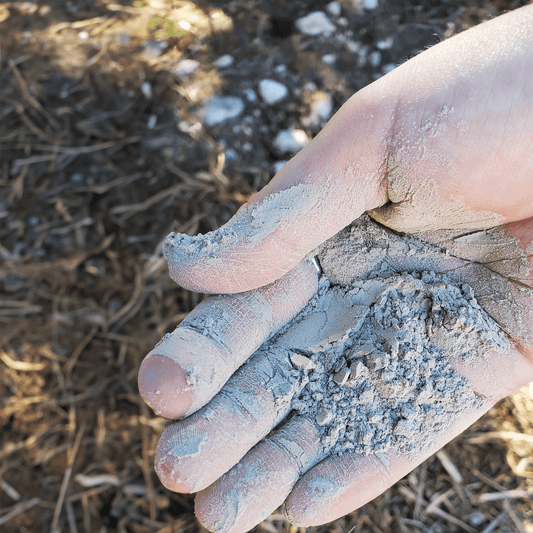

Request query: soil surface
[{"left": 1, "top": 1, "right": 533, "bottom": 532}]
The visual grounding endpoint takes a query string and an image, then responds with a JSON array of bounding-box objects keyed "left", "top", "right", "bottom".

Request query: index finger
[
  {"left": 163, "top": 91, "right": 391, "bottom": 294},
  {"left": 138, "top": 260, "right": 318, "bottom": 419}
]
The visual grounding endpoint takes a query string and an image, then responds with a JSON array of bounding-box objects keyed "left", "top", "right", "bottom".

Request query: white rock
[
  {"left": 225, "top": 148, "right": 238, "bottom": 162},
  {"left": 214, "top": 54, "right": 234, "bottom": 68},
  {"left": 376, "top": 36, "right": 394, "bottom": 50},
  {"left": 274, "top": 64, "right": 287, "bottom": 74},
  {"left": 78, "top": 31, "right": 89, "bottom": 40},
  {"left": 273, "top": 161, "right": 287, "bottom": 173},
  {"left": 364, "top": 0, "right": 379, "bottom": 9},
  {"left": 172, "top": 59, "right": 200, "bottom": 78},
  {"left": 326, "top": 1, "right": 341, "bottom": 17},
  {"left": 382, "top": 63, "right": 397, "bottom": 74},
  {"left": 143, "top": 40, "right": 167, "bottom": 60},
  {"left": 258, "top": 79, "right": 288, "bottom": 104},
  {"left": 147, "top": 114, "right": 157, "bottom": 129},
  {"left": 304, "top": 92, "right": 333, "bottom": 126},
  {"left": 369, "top": 50, "right": 382, "bottom": 67},
  {"left": 394, "top": 418, "right": 413, "bottom": 437},
  {"left": 141, "top": 82, "right": 152, "bottom": 99},
  {"left": 242, "top": 88, "right": 257, "bottom": 102},
  {"left": 296, "top": 12, "right": 335, "bottom": 36},
  {"left": 359, "top": 388, "right": 374, "bottom": 403},
  {"left": 322, "top": 53, "right": 336, "bottom": 65},
  {"left": 178, "top": 121, "right": 202, "bottom": 134},
  {"left": 273, "top": 129, "right": 309, "bottom": 154},
  {"left": 372, "top": 354, "right": 387, "bottom": 370},
  {"left": 345, "top": 40, "right": 361, "bottom": 54},
  {"left": 178, "top": 21, "right": 191, "bottom": 31},
  {"left": 203, "top": 97, "right": 244, "bottom": 126}
]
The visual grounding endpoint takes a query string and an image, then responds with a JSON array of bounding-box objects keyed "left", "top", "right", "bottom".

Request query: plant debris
[{"left": 1, "top": 1, "right": 532, "bottom": 532}]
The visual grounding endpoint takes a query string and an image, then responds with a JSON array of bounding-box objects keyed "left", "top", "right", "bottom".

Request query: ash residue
[
  {"left": 257, "top": 217, "right": 511, "bottom": 461},
  {"left": 288, "top": 272, "right": 509, "bottom": 459}
]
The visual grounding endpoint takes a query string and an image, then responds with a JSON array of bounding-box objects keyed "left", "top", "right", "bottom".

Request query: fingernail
[{"left": 138, "top": 355, "right": 193, "bottom": 419}]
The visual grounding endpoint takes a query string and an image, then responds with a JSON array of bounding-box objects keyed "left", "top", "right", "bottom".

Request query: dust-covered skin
[
  {"left": 163, "top": 5, "right": 533, "bottom": 295},
  {"left": 144, "top": 216, "right": 533, "bottom": 533},
  {"left": 139, "top": 6, "right": 533, "bottom": 532}
]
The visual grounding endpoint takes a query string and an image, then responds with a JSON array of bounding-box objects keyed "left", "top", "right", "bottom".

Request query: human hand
[{"left": 139, "top": 6, "right": 533, "bottom": 531}]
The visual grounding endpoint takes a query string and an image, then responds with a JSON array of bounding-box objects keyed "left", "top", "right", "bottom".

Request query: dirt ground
[{"left": 1, "top": 0, "right": 533, "bottom": 532}]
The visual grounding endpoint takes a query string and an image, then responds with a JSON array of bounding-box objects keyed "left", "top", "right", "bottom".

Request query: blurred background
[{"left": 1, "top": 0, "right": 533, "bottom": 532}]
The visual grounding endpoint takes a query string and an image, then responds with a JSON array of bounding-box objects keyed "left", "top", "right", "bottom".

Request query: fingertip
[
  {"left": 138, "top": 355, "right": 193, "bottom": 419},
  {"left": 194, "top": 488, "right": 227, "bottom": 532},
  {"left": 284, "top": 454, "right": 399, "bottom": 527},
  {"left": 154, "top": 455, "right": 195, "bottom": 494},
  {"left": 153, "top": 422, "right": 209, "bottom": 494},
  {"left": 163, "top": 227, "right": 301, "bottom": 294}
]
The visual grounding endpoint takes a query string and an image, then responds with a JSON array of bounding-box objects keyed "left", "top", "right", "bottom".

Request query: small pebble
[
  {"left": 214, "top": 54, "right": 234, "bottom": 68},
  {"left": 346, "top": 40, "right": 362, "bottom": 54},
  {"left": 377, "top": 36, "right": 394, "bottom": 50},
  {"left": 243, "top": 88, "right": 257, "bottom": 102},
  {"left": 326, "top": 2, "right": 342, "bottom": 17},
  {"left": 273, "top": 129, "right": 309, "bottom": 154},
  {"left": 369, "top": 50, "right": 382, "bottom": 67},
  {"left": 178, "top": 121, "right": 202, "bottom": 134},
  {"left": 203, "top": 97, "right": 245, "bottom": 126},
  {"left": 141, "top": 82, "right": 152, "bottom": 99},
  {"left": 172, "top": 59, "right": 200, "bottom": 78},
  {"left": 296, "top": 12, "right": 335, "bottom": 36},
  {"left": 359, "top": 388, "right": 374, "bottom": 403},
  {"left": 147, "top": 114, "right": 157, "bottom": 129},
  {"left": 364, "top": 0, "right": 379, "bottom": 9},
  {"left": 258, "top": 79, "right": 288, "bottom": 104},
  {"left": 467, "top": 512, "right": 487, "bottom": 527},
  {"left": 290, "top": 353, "right": 315, "bottom": 370},
  {"left": 225, "top": 148, "right": 238, "bottom": 162},
  {"left": 333, "top": 367, "right": 351, "bottom": 386},
  {"left": 143, "top": 40, "right": 167, "bottom": 60},
  {"left": 350, "top": 361, "right": 368, "bottom": 378}
]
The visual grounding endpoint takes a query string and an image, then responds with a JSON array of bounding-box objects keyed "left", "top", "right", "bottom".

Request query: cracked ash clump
[
  {"left": 290, "top": 272, "right": 509, "bottom": 458},
  {"left": 261, "top": 216, "right": 512, "bottom": 460}
]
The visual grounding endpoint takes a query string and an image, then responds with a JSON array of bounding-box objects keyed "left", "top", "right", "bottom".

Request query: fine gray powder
[
  {"left": 154, "top": 214, "right": 516, "bottom": 532},
  {"left": 157, "top": 215, "right": 513, "bottom": 488},
  {"left": 244, "top": 215, "right": 510, "bottom": 460}
]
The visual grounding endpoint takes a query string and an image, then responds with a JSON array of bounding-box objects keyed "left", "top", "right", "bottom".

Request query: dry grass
[{"left": 1, "top": 1, "right": 532, "bottom": 532}]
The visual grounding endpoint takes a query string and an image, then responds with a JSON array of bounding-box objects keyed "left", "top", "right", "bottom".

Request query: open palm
[{"left": 139, "top": 6, "right": 533, "bottom": 532}]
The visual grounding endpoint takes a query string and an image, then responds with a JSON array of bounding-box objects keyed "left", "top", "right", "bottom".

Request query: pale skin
[{"left": 139, "top": 6, "right": 533, "bottom": 532}]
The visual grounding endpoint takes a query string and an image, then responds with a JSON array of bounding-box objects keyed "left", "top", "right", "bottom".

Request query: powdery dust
[{"left": 253, "top": 215, "right": 510, "bottom": 460}]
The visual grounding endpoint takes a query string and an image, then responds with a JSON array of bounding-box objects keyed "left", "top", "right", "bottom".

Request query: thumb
[{"left": 165, "top": 90, "right": 392, "bottom": 294}]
